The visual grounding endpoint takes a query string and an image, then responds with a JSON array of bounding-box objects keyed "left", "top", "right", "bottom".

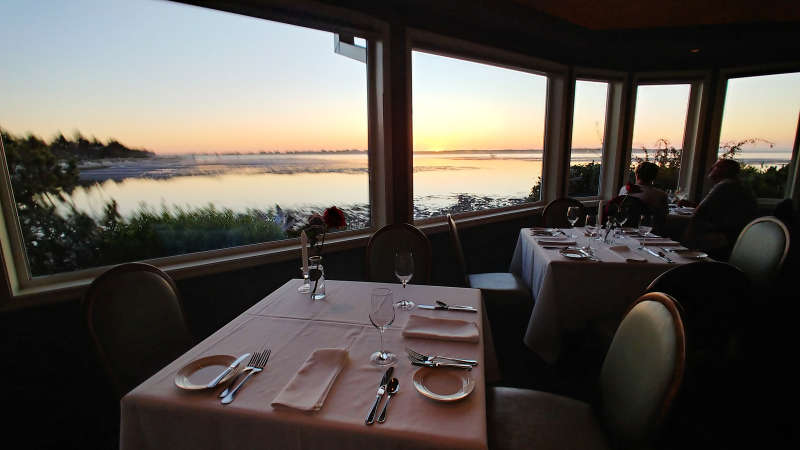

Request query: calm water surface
[{"left": 58, "top": 150, "right": 790, "bottom": 220}]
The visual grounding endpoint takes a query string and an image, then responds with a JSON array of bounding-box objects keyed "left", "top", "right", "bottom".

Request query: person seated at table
[
  {"left": 618, "top": 161, "right": 668, "bottom": 230},
  {"left": 681, "top": 158, "right": 757, "bottom": 260}
]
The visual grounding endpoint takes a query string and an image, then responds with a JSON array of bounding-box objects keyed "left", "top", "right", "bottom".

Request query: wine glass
[
  {"left": 566, "top": 207, "right": 581, "bottom": 237},
  {"left": 667, "top": 189, "right": 676, "bottom": 205},
  {"left": 638, "top": 214, "right": 653, "bottom": 237},
  {"left": 584, "top": 214, "right": 596, "bottom": 236},
  {"left": 394, "top": 249, "right": 415, "bottom": 310},
  {"left": 369, "top": 288, "right": 396, "bottom": 365}
]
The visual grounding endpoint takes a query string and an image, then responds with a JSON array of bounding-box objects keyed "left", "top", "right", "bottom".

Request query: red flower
[{"left": 323, "top": 206, "right": 346, "bottom": 229}]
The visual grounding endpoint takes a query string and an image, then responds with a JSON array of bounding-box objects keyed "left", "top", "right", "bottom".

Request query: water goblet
[
  {"left": 584, "top": 214, "right": 597, "bottom": 237},
  {"left": 394, "top": 249, "right": 416, "bottom": 311},
  {"left": 566, "top": 206, "right": 581, "bottom": 237},
  {"left": 369, "top": 288, "right": 396, "bottom": 365},
  {"left": 638, "top": 214, "right": 654, "bottom": 237}
]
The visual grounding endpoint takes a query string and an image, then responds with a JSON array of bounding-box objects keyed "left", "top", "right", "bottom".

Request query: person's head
[
  {"left": 635, "top": 162, "right": 659, "bottom": 185},
  {"left": 708, "top": 158, "right": 740, "bottom": 183}
]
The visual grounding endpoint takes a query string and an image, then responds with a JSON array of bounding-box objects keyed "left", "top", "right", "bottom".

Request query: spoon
[{"left": 377, "top": 378, "right": 399, "bottom": 423}]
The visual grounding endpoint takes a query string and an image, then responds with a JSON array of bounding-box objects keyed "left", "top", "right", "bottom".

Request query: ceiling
[{"left": 512, "top": 0, "right": 800, "bottom": 30}]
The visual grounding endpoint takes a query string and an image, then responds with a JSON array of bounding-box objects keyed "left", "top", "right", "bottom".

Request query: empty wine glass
[
  {"left": 667, "top": 189, "right": 676, "bottom": 205},
  {"left": 584, "top": 214, "right": 596, "bottom": 236},
  {"left": 566, "top": 207, "right": 581, "bottom": 237},
  {"left": 369, "top": 288, "right": 396, "bottom": 365},
  {"left": 394, "top": 249, "right": 415, "bottom": 311},
  {"left": 638, "top": 214, "right": 654, "bottom": 237}
]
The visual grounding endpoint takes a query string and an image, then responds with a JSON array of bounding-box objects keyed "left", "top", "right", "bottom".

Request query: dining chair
[
  {"left": 645, "top": 261, "right": 751, "bottom": 447},
  {"left": 487, "top": 292, "right": 686, "bottom": 450},
  {"left": 727, "top": 216, "right": 790, "bottom": 288},
  {"left": 446, "top": 214, "right": 533, "bottom": 375},
  {"left": 604, "top": 194, "right": 650, "bottom": 228},
  {"left": 83, "top": 262, "right": 194, "bottom": 398},
  {"left": 541, "top": 197, "right": 584, "bottom": 228},
  {"left": 365, "top": 223, "right": 432, "bottom": 283}
]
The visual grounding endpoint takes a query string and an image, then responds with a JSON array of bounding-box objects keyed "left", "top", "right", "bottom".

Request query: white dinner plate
[
  {"left": 174, "top": 355, "right": 243, "bottom": 390},
  {"left": 559, "top": 247, "right": 589, "bottom": 259},
  {"left": 413, "top": 367, "right": 475, "bottom": 402}
]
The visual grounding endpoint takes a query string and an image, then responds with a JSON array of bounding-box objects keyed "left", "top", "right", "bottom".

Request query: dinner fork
[
  {"left": 219, "top": 351, "right": 260, "bottom": 398},
  {"left": 221, "top": 349, "right": 271, "bottom": 405},
  {"left": 406, "top": 347, "right": 477, "bottom": 366}
]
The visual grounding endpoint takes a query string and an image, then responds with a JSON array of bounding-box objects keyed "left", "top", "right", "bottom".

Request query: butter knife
[
  {"left": 206, "top": 352, "right": 250, "bottom": 388},
  {"left": 365, "top": 366, "right": 393, "bottom": 425},
  {"left": 417, "top": 304, "right": 477, "bottom": 312}
]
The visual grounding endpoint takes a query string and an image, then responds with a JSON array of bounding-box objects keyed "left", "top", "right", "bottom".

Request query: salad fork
[
  {"left": 406, "top": 347, "right": 477, "bottom": 366},
  {"left": 221, "top": 349, "right": 271, "bottom": 405}
]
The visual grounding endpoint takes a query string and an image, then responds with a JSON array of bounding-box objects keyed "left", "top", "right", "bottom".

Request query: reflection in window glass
[
  {"left": 411, "top": 51, "right": 547, "bottom": 219},
  {"left": 719, "top": 72, "right": 800, "bottom": 198},
  {"left": 568, "top": 80, "right": 608, "bottom": 197},
  {"left": 0, "top": 0, "right": 368, "bottom": 277},
  {"left": 629, "top": 84, "right": 691, "bottom": 192}
]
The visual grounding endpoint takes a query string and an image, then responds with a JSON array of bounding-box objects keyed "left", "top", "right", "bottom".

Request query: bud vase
[{"left": 308, "top": 255, "right": 326, "bottom": 300}]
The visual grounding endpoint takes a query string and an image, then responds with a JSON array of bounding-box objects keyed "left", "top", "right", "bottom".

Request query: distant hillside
[{"left": 0, "top": 129, "right": 154, "bottom": 160}]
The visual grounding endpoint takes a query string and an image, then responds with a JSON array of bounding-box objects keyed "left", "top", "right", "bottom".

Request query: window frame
[
  {"left": 406, "top": 28, "right": 569, "bottom": 225},
  {"left": 706, "top": 64, "right": 800, "bottom": 204},
  {"left": 623, "top": 71, "right": 710, "bottom": 201},
  {"left": 566, "top": 68, "right": 627, "bottom": 202},
  {"left": 0, "top": 0, "right": 391, "bottom": 303}
]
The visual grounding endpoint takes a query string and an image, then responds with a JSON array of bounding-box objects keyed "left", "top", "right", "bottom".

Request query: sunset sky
[{"left": 1, "top": 0, "right": 798, "bottom": 154}]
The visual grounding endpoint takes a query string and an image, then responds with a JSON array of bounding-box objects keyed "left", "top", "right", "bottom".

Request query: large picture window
[
  {"left": 568, "top": 80, "right": 609, "bottom": 197},
  {"left": 629, "top": 83, "right": 691, "bottom": 192},
  {"left": 718, "top": 72, "right": 800, "bottom": 199},
  {"left": 411, "top": 50, "right": 548, "bottom": 220},
  {"left": 0, "top": 0, "right": 369, "bottom": 278}
]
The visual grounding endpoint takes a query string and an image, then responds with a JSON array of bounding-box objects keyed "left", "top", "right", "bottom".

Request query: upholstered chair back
[
  {"left": 365, "top": 223, "right": 432, "bottom": 283},
  {"left": 542, "top": 197, "right": 584, "bottom": 228},
  {"left": 84, "top": 263, "right": 193, "bottom": 398},
  {"left": 728, "top": 216, "right": 790, "bottom": 287},
  {"left": 598, "top": 292, "right": 685, "bottom": 448}
]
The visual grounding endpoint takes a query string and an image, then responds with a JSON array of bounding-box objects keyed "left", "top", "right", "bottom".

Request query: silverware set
[
  {"left": 406, "top": 347, "right": 477, "bottom": 369},
  {"left": 366, "top": 367, "right": 397, "bottom": 425},
  {"left": 220, "top": 348, "right": 271, "bottom": 405}
]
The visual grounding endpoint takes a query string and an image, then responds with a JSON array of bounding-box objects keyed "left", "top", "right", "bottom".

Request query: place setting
[{"left": 173, "top": 345, "right": 272, "bottom": 406}]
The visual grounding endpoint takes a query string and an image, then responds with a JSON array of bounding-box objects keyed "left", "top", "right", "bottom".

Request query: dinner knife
[
  {"left": 417, "top": 304, "right": 477, "bottom": 312},
  {"left": 641, "top": 247, "right": 674, "bottom": 264},
  {"left": 411, "top": 360, "right": 474, "bottom": 370},
  {"left": 365, "top": 366, "right": 393, "bottom": 425},
  {"left": 207, "top": 353, "right": 250, "bottom": 388}
]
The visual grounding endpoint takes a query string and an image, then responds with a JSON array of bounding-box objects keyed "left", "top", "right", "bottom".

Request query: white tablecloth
[
  {"left": 120, "top": 279, "right": 489, "bottom": 450},
  {"left": 509, "top": 228, "right": 695, "bottom": 364}
]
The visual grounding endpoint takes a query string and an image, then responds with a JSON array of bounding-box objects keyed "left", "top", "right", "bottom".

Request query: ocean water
[{"left": 56, "top": 149, "right": 791, "bottom": 221}]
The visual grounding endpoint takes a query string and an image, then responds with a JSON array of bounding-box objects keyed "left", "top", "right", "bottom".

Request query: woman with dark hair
[{"left": 618, "top": 161, "right": 669, "bottom": 227}]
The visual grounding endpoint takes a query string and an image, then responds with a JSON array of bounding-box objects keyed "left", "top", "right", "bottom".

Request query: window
[
  {"left": 0, "top": 0, "right": 370, "bottom": 279},
  {"left": 411, "top": 50, "right": 548, "bottom": 220},
  {"left": 718, "top": 72, "right": 800, "bottom": 198},
  {"left": 629, "top": 84, "right": 691, "bottom": 192},
  {"left": 568, "top": 80, "right": 609, "bottom": 197}
]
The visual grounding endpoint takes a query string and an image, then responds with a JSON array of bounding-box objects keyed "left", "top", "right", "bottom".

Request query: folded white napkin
[
  {"left": 609, "top": 245, "right": 647, "bottom": 262},
  {"left": 402, "top": 314, "right": 479, "bottom": 343},
  {"left": 271, "top": 348, "right": 348, "bottom": 411},
  {"left": 537, "top": 239, "right": 577, "bottom": 246}
]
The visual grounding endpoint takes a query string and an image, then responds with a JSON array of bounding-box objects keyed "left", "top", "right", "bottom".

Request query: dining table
[
  {"left": 509, "top": 226, "right": 703, "bottom": 365},
  {"left": 120, "top": 279, "right": 490, "bottom": 450}
]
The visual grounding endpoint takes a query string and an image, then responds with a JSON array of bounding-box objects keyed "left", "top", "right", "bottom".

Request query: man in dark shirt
[{"left": 681, "top": 159, "right": 757, "bottom": 259}]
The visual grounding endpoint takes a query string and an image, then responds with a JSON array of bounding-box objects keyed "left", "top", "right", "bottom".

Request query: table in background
[
  {"left": 509, "top": 228, "right": 696, "bottom": 364},
  {"left": 663, "top": 205, "right": 695, "bottom": 240},
  {"left": 120, "top": 279, "right": 489, "bottom": 450}
]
